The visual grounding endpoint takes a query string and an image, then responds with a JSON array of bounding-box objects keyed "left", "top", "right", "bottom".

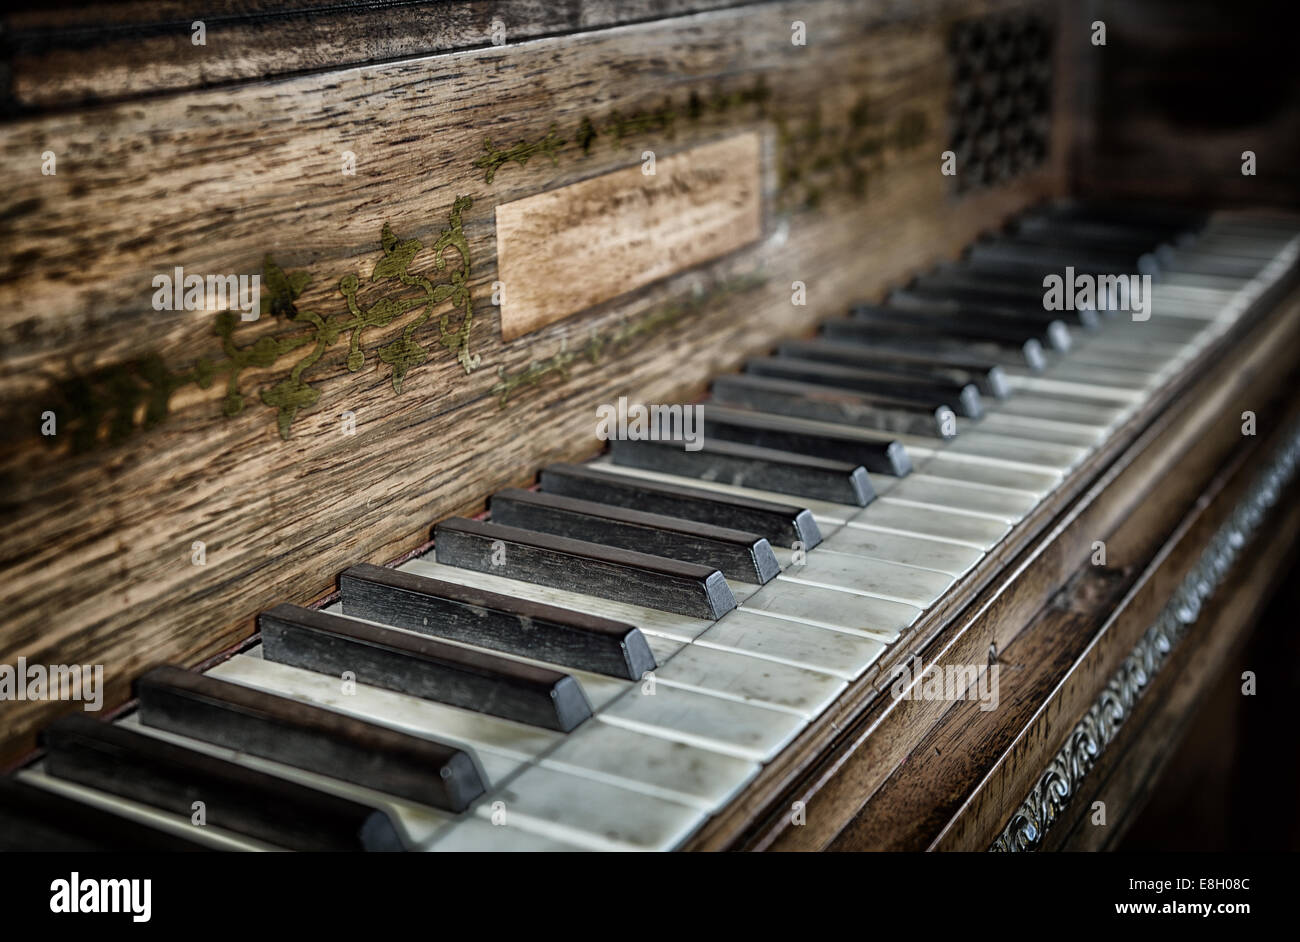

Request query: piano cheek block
[
  {"left": 259, "top": 604, "right": 593, "bottom": 733},
  {"left": 43, "top": 715, "right": 406, "bottom": 852}
]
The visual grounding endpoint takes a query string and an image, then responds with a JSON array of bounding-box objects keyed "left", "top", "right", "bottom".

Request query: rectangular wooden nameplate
[{"left": 495, "top": 132, "right": 763, "bottom": 340}]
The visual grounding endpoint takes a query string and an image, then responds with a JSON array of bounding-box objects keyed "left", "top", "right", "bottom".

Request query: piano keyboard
[{"left": 7, "top": 202, "right": 1300, "bottom": 852}]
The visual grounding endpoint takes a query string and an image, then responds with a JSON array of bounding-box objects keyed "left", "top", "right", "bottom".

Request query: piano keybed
[{"left": 7, "top": 202, "right": 1299, "bottom": 852}]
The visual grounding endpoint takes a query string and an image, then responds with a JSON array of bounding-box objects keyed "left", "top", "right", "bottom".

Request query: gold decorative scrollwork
[{"left": 990, "top": 424, "right": 1300, "bottom": 851}]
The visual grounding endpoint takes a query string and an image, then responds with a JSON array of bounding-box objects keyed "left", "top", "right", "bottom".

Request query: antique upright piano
[{"left": 2, "top": 0, "right": 1298, "bottom": 852}]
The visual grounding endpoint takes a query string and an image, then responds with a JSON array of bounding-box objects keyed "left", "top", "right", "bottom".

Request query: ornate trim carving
[{"left": 990, "top": 423, "right": 1300, "bottom": 851}]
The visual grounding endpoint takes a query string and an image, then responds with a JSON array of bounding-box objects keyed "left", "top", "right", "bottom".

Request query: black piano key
[
  {"left": 821, "top": 317, "right": 1047, "bottom": 371},
  {"left": 917, "top": 263, "right": 1068, "bottom": 300},
  {"left": 964, "top": 239, "right": 1161, "bottom": 279},
  {"left": 1013, "top": 209, "right": 1198, "bottom": 245},
  {"left": 844, "top": 304, "right": 1065, "bottom": 356},
  {"left": 539, "top": 462, "right": 823, "bottom": 549},
  {"left": 1001, "top": 225, "right": 1165, "bottom": 260},
  {"left": 711, "top": 373, "right": 956, "bottom": 438},
  {"left": 854, "top": 302, "right": 1072, "bottom": 353},
  {"left": 758, "top": 350, "right": 989, "bottom": 410},
  {"left": 778, "top": 338, "right": 1010, "bottom": 398},
  {"left": 340, "top": 561, "right": 656, "bottom": 679},
  {"left": 489, "top": 488, "right": 780, "bottom": 584},
  {"left": 1012, "top": 207, "right": 1200, "bottom": 243},
  {"left": 750, "top": 354, "right": 983, "bottom": 418},
  {"left": 43, "top": 715, "right": 406, "bottom": 852},
  {"left": 923, "top": 260, "right": 1149, "bottom": 321},
  {"left": 1153, "top": 249, "right": 1266, "bottom": 279},
  {"left": 0, "top": 777, "right": 211, "bottom": 851},
  {"left": 610, "top": 436, "right": 875, "bottom": 506},
  {"left": 890, "top": 285, "right": 1102, "bottom": 330},
  {"left": 260, "top": 603, "right": 592, "bottom": 732},
  {"left": 959, "top": 252, "right": 1161, "bottom": 285},
  {"left": 136, "top": 665, "right": 485, "bottom": 812},
  {"left": 1034, "top": 200, "right": 1205, "bottom": 229},
  {"left": 994, "top": 219, "right": 1174, "bottom": 251},
  {"left": 434, "top": 517, "right": 735, "bottom": 620},
  {"left": 703, "top": 404, "right": 913, "bottom": 476}
]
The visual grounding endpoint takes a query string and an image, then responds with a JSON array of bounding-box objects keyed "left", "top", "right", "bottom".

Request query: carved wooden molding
[{"left": 990, "top": 421, "right": 1300, "bottom": 852}]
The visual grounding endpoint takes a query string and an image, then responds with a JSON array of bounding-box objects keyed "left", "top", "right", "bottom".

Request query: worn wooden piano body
[{"left": 2, "top": 0, "right": 1298, "bottom": 851}]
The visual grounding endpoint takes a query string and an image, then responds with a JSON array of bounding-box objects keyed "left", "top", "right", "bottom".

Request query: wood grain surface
[
  {"left": 0, "top": 1, "right": 762, "bottom": 111},
  {"left": 0, "top": 0, "right": 1061, "bottom": 763},
  {"left": 495, "top": 132, "right": 762, "bottom": 339}
]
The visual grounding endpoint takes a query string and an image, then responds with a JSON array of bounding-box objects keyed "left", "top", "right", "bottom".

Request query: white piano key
[
  {"left": 16, "top": 767, "right": 273, "bottom": 851},
  {"left": 880, "top": 474, "right": 1039, "bottom": 522},
  {"left": 598, "top": 682, "right": 805, "bottom": 761},
  {"left": 539, "top": 719, "right": 758, "bottom": 810},
  {"left": 863, "top": 472, "right": 902, "bottom": 497},
  {"left": 1057, "top": 344, "right": 1172, "bottom": 371},
  {"left": 1152, "top": 282, "right": 1239, "bottom": 300},
  {"left": 1036, "top": 362, "right": 1159, "bottom": 389},
  {"left": 914, "top": 455, "right": 1061, "bottom": 494},
  {"left": 739, "top": 578, "right": 921, "bottom": 642},
  {"left": 1074, "top": 333, "right": 1189, "bottom": 358},
  {"left": 780, "top": 548, "right": 955, "bottom": 607},
  {"left": 932, "top": 430, "right": 1086, "bottom": 470},
  {"left": 208, "top": 650, "right": 554, "bottom": 769},
  {"left": 724, "top": 578, "right": 761, "bottom": 603},
  {"left": 849, "top": 500, "right": 1012, "bottom": 549},
  {"left": 905, "top": 439, "right": 1072, "bottom": 477},
  {"left": 401, "top": 555, "right": 714, "bottom": 643},
  {"left": 693, "top": 609, "right": 886, "bottom": 679},
  {"left": 1004, "top": 373, "right": 1145, "bottom": 403},
  {"left": 1065, "top": 347, "right": 1185, "bottom": 373},
  {"left": 644, "top": 633, "right": 683, "bottom": 661},
  {"left": 989, "top": 395, "right": 1127, "bottom": 428},
  {"left": 653, "top": 643, "right": 846, "bottom": 717},
  {"left": 819, "top": 524, "right": 985, "bottom": 577},
  {"left": 972, "top": 413, "right": 1108, "bottom": 448},
  {"left": 425, "top": 816, "right": 588, "bottom": 852},
  {"left": 472, "top": 764, "right": 705, "bottom": 851},
  {"left": 1146, "top": 302, "right": 1224, "bottom": 322}
]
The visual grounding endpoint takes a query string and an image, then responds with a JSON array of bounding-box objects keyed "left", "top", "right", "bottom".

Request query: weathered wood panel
[
  {"left": 496, "top": 133, "right": 762, "bottom": 339},
  {"left": 0, "top": 1, "right": 761, "bottom": 111},
  {"left": 0, "top": 0, "right": 1062, "bottom": 763}
]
